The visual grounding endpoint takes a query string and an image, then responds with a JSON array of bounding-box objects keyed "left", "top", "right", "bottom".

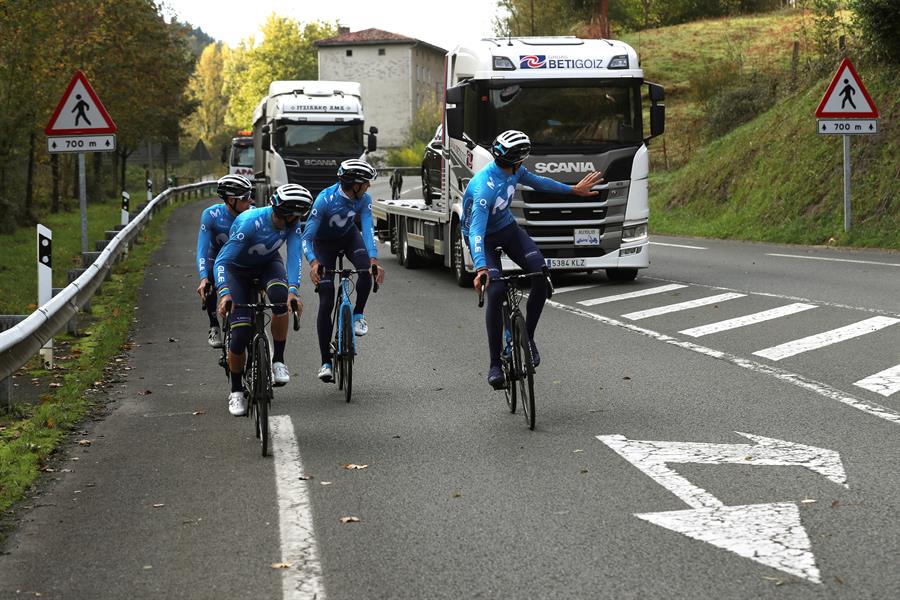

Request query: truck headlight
[
  {"left": 493, "top": 56, "right": 516, "bottom": 71},
  {"left": 622, "top": 223, "right": 648, "bottom": 242},
  {"left": 608, "top": 55, "right": 629, "bottom": 69}
]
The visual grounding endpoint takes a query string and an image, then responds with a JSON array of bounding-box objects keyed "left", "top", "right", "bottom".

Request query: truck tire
[
  {"left": 452, "top": 222, "right": 474, "bottom": 288},
  {"left": 389, "top": 218, "right": 400, "bottom": 259},
  {"left": 606, "top": 268, "right": 638, "bottom": 282},
  {"left": 399, "top": 218, "right": 420, "bottom": 269}
]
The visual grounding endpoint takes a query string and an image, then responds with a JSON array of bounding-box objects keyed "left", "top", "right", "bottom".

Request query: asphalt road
[{"left": 2, "top": 182, "right": 899, "bottom": 599}]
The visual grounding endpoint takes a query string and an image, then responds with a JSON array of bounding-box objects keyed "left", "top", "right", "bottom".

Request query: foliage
[
  {"left": 848, "top": 0, "right": 900, "bottom": 63},
  {"left": 223, "top": 15, "right": 336, "bottom": 130},
  {"left": 385, "top": 142, "right": 427, "bottom": 168},
  {"left": 407, "top": 97, "right": 442, "bottom": 146},
  {"left": 182, "top": 43, "right": 231, "bottom": 154}
]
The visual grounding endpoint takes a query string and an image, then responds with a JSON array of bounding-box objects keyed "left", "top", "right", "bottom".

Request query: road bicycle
[
  {"left": 478, "top": 268, "right": 553, "bottom": 430},
  {"left": 316, "top": 252, "right": 379, "bottom": 403},
  {"left": 218, "top": 279, "right": 299, "bottom": 457}
]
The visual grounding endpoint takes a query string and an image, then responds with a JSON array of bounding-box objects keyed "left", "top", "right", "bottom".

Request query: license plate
[
  {"left": 546, "top": 258, "right": 587, "bottom": 268},
  {"left": 574, "top": 228, "right": 600, "bottom": 246}
]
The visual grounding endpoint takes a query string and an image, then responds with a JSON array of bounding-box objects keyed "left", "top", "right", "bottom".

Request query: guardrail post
[{"left": 37, "top": 225, "right": 53, "bottom": 369}]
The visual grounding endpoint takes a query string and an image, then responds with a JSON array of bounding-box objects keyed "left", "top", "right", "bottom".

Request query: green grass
[
  {"left": 0, "top": 199, "right": 178, "bottom": 514},
  {"left": 648, "top": 60, "right": 899, "bottom": 248}
]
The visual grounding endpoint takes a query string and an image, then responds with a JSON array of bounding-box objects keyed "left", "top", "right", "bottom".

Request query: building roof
[{"left": 315, "top": 27, "right": 446, "bottom": 55}]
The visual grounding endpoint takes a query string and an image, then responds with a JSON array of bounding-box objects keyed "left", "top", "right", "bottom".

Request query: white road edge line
[
  {"left": 546, "top": 300, "right": 900, "bottom": 426},
  {"left": 650, "top": 241, "right": 709, "bottom": 250},
  {"left": 577, "top": 283, "right": 687, "bottom": 306},
  {"left": 767, "top": 253, "right": 900, "bottom": 268},
  {"left": 753, "top": 316, "right": 899, "bottom": 361},
  {"left": 854, "top": 364, "right": 900, "bottom": 397},
  {"left": 271, "top": 415, "right": 326, "bottom": 600},
  {"left": 622, "top": 292, "right": 745, "bottom": 321},
  {"left": 680, "top": 303, "right": 818, "bottom": 338}
]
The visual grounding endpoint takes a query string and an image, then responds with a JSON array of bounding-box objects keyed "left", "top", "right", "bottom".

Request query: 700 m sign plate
[
  {"left": 47, "top": 134, "right": 117, "bottom": 153},
  {"left": 817, "top": 119, "right": 877, "bottom": 135}
]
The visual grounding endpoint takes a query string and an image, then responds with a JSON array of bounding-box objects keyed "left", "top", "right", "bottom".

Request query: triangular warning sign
[
  {"left": 815, "top": 58, "right": 879, "bottom": 118},
  {"left": 45, "top": 70, "right": 117, "bottom": 135}
]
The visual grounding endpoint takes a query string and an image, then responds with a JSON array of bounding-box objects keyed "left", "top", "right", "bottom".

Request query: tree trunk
[
  {"left": 111, "top": 149, "right": 119, "bottom": 198},
  {"left": 51, "top": 153, "right": 60, "bottom": 213},
  {"left": 24, "top": 128, "right": 36, "bottom": 222}
]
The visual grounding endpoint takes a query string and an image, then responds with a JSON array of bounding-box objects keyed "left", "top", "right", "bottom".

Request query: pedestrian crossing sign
[
  {"left": 815, "top": 58, "right": 879, "bottom": 119},
  {"left": 44, "top": 70, "right": 117, "bottom": 135}
]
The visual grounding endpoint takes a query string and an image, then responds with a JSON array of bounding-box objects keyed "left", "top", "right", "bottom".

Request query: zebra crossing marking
[
  {"left": 680, "top": 303, "right": 817, "bottom": 338},
  {"left": 622, "top": 292, "right": 745, "bottom": 321},
  {"left": 854, "top": 364, "right": 900, "bottom": 397},
  {"left": 753, "top": 316, "right": 899, "bottom": 361},
  {"left": 577, "top": 283, "right": 686, "bottom": 307}
]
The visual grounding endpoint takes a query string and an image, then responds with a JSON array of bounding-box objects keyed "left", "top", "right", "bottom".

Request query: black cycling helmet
[
  {"left": 491, "top": 130, "right": 532, "bottom": 167},
  {"left": 216, "top": 174, "right": 252, "bottom": 200},
  {"left": 337, "top": 159, "right": 378, "bottom": 185},
  {"left": 270, "top": 184, "right": 313, "bottom": 219}
]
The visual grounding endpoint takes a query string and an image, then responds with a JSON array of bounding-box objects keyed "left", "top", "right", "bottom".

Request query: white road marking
[
  {"left": 651, "top": 241, "right": 708, "bottom": 250},
  {"left": 597, "top": 432, "right": 845, "bottom": 584},
  {"left": 767, "top": 253, "right": 900, "bottom": 268},
  {"left": 552, "top": 283, "right": 601, "bottom": 295},
  {"left": 577, "top": 283, "right": 686, "bottom": 306},
  {"left": 680, "top": 303, "right": 818, "bottom": 338},
  {"left": 753, "top": 316, "right": 899, "bottom": 361},
  {"left": 400, "top": 184, "right": 423, "bottom": 197},
  {"left": 621, "top": 292, "right": 745, "bottom": 321},
  {"left": 271, "top": 415, "right": 326, "bottom": 600},
  {"left": 546, "top": 299, "right": 900, "bottom": 426},
  {"left": 854, "top": 364, "right": 900, "bottom": 397}
]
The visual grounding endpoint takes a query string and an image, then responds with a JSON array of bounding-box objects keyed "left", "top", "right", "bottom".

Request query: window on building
[
  {"left": 346, "top": 49, "right": 352, "bottom": 57},
  {"left": 378, "top": 48, "right": 385, "bottom": 56}
]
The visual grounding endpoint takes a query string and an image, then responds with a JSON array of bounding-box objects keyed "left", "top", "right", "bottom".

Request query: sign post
[
  {"left": 37, "top": 225, "right": 53, "bottom": 368},
  {"left": 45, "top": 70, "right": 118, "bottom": 252},
  {"left": 815, "top": 58, "right": 879, "bottom": 232}
]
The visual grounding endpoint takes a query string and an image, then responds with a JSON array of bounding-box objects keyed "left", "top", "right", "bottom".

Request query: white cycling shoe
[
  {"left": 207, "top": 326, "right": 223, "bottom": 348},
  {"left": 318, "top": 363, "right": 333, "bottom": 383},
  {"left": 228, "top": 391, "right": 248, "bottom": 416},
  {"left": 272, "top": 361, "right": 290, "bottom": 386},
  {"left": 353, "top": 315, "right": 368, "bottom": 337}
]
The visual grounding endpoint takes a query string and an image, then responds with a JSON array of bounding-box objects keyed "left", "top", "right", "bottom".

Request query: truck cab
[
  {"left": 251, "top": 81, "right": 378, "bottom": 203},
  {"left": 226, "top": 135, "right": 254, "bottom": 177}
]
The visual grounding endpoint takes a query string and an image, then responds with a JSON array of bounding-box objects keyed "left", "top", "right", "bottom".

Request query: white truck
[
  {"left": 251, "top": 80, "right": 378, "bottom": 202},
  {"left": 225, "top": 134, "right": 254, "bottom": 177},
  {"left": 372, "top": 37, "right": 665, "bottom": 285}
]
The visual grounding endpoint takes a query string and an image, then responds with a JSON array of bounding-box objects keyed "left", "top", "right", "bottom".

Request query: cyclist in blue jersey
[
  {"left": 302, "top": 159, "right": 385, "bottom": 383},
  {"left": 463, "top": 130, "right": 603, "bottom": 390},
  {"left": 196, "top": 175, "right": 254, "bottom": 348},
  {"left": 215, "top": 184, "right": 312, "bottom": 416}
]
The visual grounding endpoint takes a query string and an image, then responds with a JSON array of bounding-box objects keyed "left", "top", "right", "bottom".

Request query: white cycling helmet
[{"left": 338, "top": 159, "right": 378, "bottom": 184}]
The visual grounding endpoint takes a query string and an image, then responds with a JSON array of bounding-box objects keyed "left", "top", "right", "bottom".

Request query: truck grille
[{"left": 285, "top": 165, "right": 339, "bottom": 198}]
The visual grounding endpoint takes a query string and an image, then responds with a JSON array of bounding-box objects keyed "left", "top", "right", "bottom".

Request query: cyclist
[
  {"left": 215, "top": 184, "right": 312, "bottom": 416},
  {"left": 302, "top": 159, "right": 385, "bottom": 383},
  {"left": 463, "top": 130, "right": 603, "bottom": 390},
  {"left": 196, "top": 174, "right": 254, "bottom": 348}
]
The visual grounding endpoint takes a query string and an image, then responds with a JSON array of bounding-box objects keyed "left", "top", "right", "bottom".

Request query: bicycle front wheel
[
  {"left": 513, "top": 314, "right": 535, "bottom": 430},
  {"left": 254, "top": 335, "right": 271, "bottom": 456},
  {"left": 341, "top": 305, "right": 354, "bottom": 403}
]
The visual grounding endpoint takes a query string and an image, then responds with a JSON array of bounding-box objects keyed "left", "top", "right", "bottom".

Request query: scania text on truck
[
  {"left": 251, "top": 80, "right": 378, "bottom": 203},
  {"left": 371, "top": 37, "right": 665, "bottom": 285}
]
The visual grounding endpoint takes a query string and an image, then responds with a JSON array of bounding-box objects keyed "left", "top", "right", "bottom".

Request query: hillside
[{"left": 621, "top": 11, "right": 898, "bottom": 248}]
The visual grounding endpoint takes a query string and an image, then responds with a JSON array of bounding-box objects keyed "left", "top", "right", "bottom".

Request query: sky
[{"left": 159, "top": 0, "right": 506, "bottom": 53}]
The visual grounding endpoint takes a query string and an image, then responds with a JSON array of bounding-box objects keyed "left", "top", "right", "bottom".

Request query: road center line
[
  {"left": 271, "top": 415, "right": 326, "bottom": 600},
  {"left": 650, "top": 241, "right": 708, "bottom": 250},
  {"left": 767, "top": 253, "right": 900, "bottom": 267},
  {"left": 547, "top": 299, "right": 900, "bottom": 426}
]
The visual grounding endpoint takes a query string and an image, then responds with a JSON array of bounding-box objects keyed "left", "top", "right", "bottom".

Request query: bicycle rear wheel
[
  {"left": 254, "top": 334, "right": 271, "bottom": 456},
  {"left": 513, "top": 314, "right": 535, "bottom": 430},
  {"left": 501, "top": 317, "right": 516, "bottom": 413},
  {"left": 341, "top": 305, "right": 354, "bottom": 403}
]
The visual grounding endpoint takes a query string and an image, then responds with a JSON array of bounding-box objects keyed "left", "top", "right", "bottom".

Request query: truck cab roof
[{"left": 450, "top": 37, "right": 642, "bottom": 81}]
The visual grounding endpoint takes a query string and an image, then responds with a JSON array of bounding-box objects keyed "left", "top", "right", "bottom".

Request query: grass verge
[{"left": 0, "top": 198, "right": 181, "bottom": 515}]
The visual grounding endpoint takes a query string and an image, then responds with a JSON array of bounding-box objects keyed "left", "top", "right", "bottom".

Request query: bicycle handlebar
[
  {"left": 476, "top": 268, "right": 554, "bottom": 308},
  {"left": 314, "top": 264, "right": 380, "bottom": 294}
]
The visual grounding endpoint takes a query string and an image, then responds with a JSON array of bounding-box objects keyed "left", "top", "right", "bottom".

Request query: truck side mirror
[
  {"left": 369, "top": 126, "right": 379, "bottom": 135},
  {"left": 648, "top": 82, "right": 665, "bottom": 103},
  {"left": 367, "top": 131, "right": 378, "bottom": 153},
  {"left": 446, "top": 106, "right": 464, "bottom": 140},
  {"left": 445, "top": 85, "right": 464, "bottom": 104},
  {"left": 649, "top": 104, "right": 665, "bottom": 138}
]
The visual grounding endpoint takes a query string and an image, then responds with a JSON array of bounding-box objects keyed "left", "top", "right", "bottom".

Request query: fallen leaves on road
[
  {"left": 138, "top": 389, "right": 152, "bottom": 395},
  {"left": 800, "top": 498, "right": 816, "bottom": 504},
  {"left": 152, "top": 503, "right": 165, "bottom": 508},
  {"left": 320, "top": 481, "right": 333, "bottom": 486},
  {"left": 342, "top": 463, "right": 368, "bottom": 470},
  {"left": 340, "top": 516, "right": 360, "bottom": 524},
  {"left": 48, "top": 383, "right": 62, "bottom": 389},
  {"left": 271, "top": 562, "right": 293, "bottom": 569},
  {"left": 76, "top": 439, "right": 92, "bottom": 447},
  {"left": 451, "top": 490, "right": 462, "bottom": 498},
  {"left": 831, "top": 500, "right": 840, "bottom": 508},
  {"left": 573, "top": 449, "right": 583, "bottom": 453},
  {"left": 192, "top": 411, "right": 205, "bottom": 416},
  {"left": 299, "top": 475, "right": 314, "bottom": 481}
]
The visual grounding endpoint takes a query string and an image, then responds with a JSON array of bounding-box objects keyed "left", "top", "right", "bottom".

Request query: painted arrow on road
[{"left": 597, "top": 432, "right": 848, "bottom": 583}]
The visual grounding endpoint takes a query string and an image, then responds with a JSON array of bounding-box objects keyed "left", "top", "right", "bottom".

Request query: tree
[
  {"left": 849, "top": 0, "right": 900, "bottom": 63},
  {"left": 223, "top": 14, "right": 336, "bottom": 130},
  {"left": 183, "top": 43, "right": 230, "bottom": 159}
]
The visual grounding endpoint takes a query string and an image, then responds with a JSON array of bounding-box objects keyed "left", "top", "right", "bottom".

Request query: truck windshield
[
  {"left": 472, "top": 81, "right": 643, "bottom": 149},
  {"left": 231, "top": 145, "right": 254, "bottom": 167},
  {"left": 275, "top": 122, "right": 364, "bottom": 156}
]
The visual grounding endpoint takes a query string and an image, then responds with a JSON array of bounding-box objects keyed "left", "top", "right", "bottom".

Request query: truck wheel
[
  {"left": 399, "top": 219, "right": 419, "bottom": 269},
  {"left": 390, "top": 219, "right": 400, "bottom": 259},
  {"left": 452, "top": 222, "right": 474, "bottom": 288},
  {"left": 606, "top": 268, "right": 638, "bottom": 282}
]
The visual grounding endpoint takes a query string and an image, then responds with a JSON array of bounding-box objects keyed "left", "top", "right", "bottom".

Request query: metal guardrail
[{"left": 0, "top": 181, "right": 216, "bottom": 387}]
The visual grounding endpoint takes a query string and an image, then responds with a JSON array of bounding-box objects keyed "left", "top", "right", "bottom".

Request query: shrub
[
  {"left": 849, "top": 0, "right": 900, "bottom": 63},
  {"left": 385, "top": 142, "right": 427, "bottom": 168}
]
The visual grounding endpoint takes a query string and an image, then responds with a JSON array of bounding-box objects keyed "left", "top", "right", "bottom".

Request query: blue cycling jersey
[
  {"left": 462, "top": 162, "right": 572, "bottom": 270},
  {"left": 301, "top": 183, "right": 377, "bottom": 263},
  {"left": 214, "top": 206, "right": 303, "bottom": 297},
  {"left": 196, "top": 203, "right": 236, "bottom": 279}
]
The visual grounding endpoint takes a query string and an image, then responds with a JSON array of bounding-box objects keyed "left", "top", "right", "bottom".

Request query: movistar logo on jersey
[
  {"left": 519, "top": 55, "right": 603, "bottom": 70},
  {"left": 533, "top": 161, "right": 597, "bottom": 174},
  {"left": 329, "top": 211, "right": 356, "bottom": 229}
]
